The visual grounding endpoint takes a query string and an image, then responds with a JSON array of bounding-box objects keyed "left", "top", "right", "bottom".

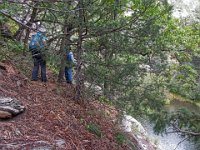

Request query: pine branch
[
  {"left": 0, "top": 10, "right": 36, "bottom": 31},
  {"left": 169, "top": 123, "right": 200, "bottom": 136}
]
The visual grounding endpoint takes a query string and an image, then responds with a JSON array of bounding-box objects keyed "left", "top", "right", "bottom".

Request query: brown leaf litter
[{"left": 0, "top": 60, "right": 136, "bottom": 150}]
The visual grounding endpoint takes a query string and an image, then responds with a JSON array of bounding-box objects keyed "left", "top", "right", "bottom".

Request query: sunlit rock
[
  {"left": 0, "top": 110, "right": 12, "bottom": 119},
  {"left": 122, "top": 115, "right": 147, "bottom": 136},
  {"left": 0, "top": 96, "right": 25, "bottom": 119}
]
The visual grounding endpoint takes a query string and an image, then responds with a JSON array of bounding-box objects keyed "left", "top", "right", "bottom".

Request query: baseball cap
[{"left": 38, "top": 26, "right": 46, "bottom": 33}]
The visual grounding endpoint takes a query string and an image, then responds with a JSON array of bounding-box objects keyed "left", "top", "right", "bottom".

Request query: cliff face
[{"left": 168, "top": 0, "right": 200, "bottom": 22}]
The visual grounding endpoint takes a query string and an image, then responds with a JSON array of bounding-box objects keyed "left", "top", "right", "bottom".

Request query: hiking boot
[
  {"left": 42, "top": 79, "right": 47, "bottom": 82},
  {"left": 66, "top": 81, "right": 72, "bottom": 84},
  {"left": 31, "top": 79, "right": 38, "bottom": 81}
]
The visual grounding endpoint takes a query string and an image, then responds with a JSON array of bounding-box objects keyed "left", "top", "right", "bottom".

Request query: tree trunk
[
  {"left": 57, "top": 25, "right": 71, "bottom": 83},
  {"left": 75, "top": 0, "right": 84, "bottom": 101},
  {"left": 57, "top": 1, "right": 73, "bottom": 83},
  {"left": 23, "top": 3, "right": 38, "bottom": 53},
  {"left": 57, "top": 37, "right": 66, "bottom": 82}
]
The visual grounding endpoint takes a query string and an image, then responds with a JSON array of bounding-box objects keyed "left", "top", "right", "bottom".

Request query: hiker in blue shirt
[
  {"left": 29, "top": 27, "right": 47, "bottom": 82},
  {"left": 65, "top": 51, "right": 77, "bottom": 84}
]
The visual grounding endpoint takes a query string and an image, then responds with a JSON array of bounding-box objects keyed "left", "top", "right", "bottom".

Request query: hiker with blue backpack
[
  {"left": 29, "top": 27, "right": 47, "bottom": 82},
  {"left": 65, "top": 51, "right": 77, "bottom": 84}
]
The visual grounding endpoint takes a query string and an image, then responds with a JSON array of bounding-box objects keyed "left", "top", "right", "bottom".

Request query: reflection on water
[
  {"left": 140, "top": 119, "right": 197, "bottom": 150},
  {"left": 166, "top": 99, "right": 200, "bottom": 114},
  {"left": 139, "top": 99, "right": 199, "bottom": 150}
]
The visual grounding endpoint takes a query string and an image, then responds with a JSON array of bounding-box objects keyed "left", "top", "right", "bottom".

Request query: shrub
[{"left": 86, "top": 123, "right": 102, "bottom": 138}]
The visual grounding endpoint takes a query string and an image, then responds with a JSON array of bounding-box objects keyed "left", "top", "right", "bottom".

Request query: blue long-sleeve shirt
[{"left": 66, "top": 52, "right": 77, "bottom": 68}]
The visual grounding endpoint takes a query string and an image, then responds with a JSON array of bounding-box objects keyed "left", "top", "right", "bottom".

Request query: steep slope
[{"left": 0, "top": 60, "right": 133, "bottom": 150}]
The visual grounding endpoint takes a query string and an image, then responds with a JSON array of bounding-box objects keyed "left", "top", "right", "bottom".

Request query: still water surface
[{"left": 139, "top": 100, "right": 199, "bottom": 150}]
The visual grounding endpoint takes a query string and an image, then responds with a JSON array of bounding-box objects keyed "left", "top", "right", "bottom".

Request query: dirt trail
[{"left": 0, "top": 60, "right": 131, "bottom": 150}]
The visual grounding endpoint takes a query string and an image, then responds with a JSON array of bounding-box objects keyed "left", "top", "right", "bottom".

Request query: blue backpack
[
  {"left": 29, "top": 32, "right": 46, "bottom": 59},
  {"left": 29, "top": 32, "right": 45, "bottom": 50}
]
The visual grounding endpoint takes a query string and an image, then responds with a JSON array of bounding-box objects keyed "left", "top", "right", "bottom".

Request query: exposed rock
[
  {"left": 0, "top": 140, "right": 65, "bottom": 150},
  {"left": 31, "top": 141, "right": 53, "bottom": 150},
  {"left": 0, "top": 141, "right": 53, "bottom": 150},
  {"left": 55, "top": 138, "right": 66, "bottom": 148},
  {"left": 16, "top": 80, "right": 22, "bottom": 87},
  {"left": 15, "top": 128, "right": 22, "bottom": 136},
  {"left": 168, "top": 0, "right": 200, "bottom": 22},
  {"left": 0, "top": 110, "right": 12, "bottom": 118},
  {"left": 121, "top": 115, "right": 160, "bottom": 150},
  {"left": 122, "top": 115, "right": 147, "bottom": 136},
  {"left": 31, "top": 146, "right": 52, "bottom": 150},
  {"left": 0, "top": 96, "right": 25, "bottom": 119}
]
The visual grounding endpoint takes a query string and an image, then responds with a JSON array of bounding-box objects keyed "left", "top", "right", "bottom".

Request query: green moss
[
  {"left": 115, "top": 132, "right": 126, "bottom": 145},
  {"left": 98, "top": 96, "right": 112, "bottom": 105},
  {"left": 86, "top": 123, "right": 102, "bottom": 138}
]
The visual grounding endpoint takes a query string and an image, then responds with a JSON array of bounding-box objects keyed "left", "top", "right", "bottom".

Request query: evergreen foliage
[{"left": 0, "top": 0, "right": 200, "bottom": 147}]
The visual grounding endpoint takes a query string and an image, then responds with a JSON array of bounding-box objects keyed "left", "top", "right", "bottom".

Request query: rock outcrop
[
  {"left": 0, "top": 97, "right": 25, "bottom": 119},
  {"left": 121, "top": 114, "right": 160, "bottom": 150}
]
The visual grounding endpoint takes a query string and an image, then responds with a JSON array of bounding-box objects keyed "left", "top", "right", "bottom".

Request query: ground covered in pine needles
[{"left": 0, "top": 60, "right": 136, "bottom": 150}]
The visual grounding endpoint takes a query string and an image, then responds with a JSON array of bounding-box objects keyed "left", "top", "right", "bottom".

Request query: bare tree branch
[
  {"left": 174, "top": 137, "right": 189, "bottom": 150},
  {"left": 0, "top": 10, "right": 36, "bottom": 31},
  {"left": 168, "top": 123, "right": 200, "bottom": 136}
]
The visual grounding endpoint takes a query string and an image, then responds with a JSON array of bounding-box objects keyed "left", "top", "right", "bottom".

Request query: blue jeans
[
  {"left": 65, "top": 67, "right": 72, "bottom": 83},
  {"left": 32, "top": 58, "right": 47, "bottom": 82}
]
